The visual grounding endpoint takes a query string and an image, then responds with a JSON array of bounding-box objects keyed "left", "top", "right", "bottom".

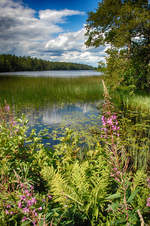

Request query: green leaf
[
  {"left": 127, "top": 188, "right": 139, "bottom": 204},
  {"left": 107, "top": 202, "right": 120, "bottom": 211},
  {"left": 93, "top": 206, "right": 99, "bottom": 219},
  {"left": 107, "top": 193, "right": 121, "bottom": 200}
]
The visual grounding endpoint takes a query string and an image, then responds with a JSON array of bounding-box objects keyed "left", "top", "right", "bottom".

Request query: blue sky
[{"left": 0, "top": 0, "right": 106, "bottom": 66}]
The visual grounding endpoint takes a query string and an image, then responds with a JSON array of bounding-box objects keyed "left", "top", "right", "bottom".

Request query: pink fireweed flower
[
  {"left": 20, "top": 195, "right": 26, "bottom": 201},
  {"left": 112, "top": 115, "right": 117, "bottom": 120},
  {"left": 22, "top": 216, "right": 28, "bottom": 222},
  {"left": 107, "top": 118, "right": 113, "bottom": 126},
  {"left": 115, "top": 177, "right": 121, "bottom": 183},
  {"left": 27, "top": 200, "right": 33, "bottom": 207},
  {"left": 6, "top": 204, "right": 11, "bottom": 208},
  {"left": 38, "top": 207, "right": 42, "bottom": 211},
  {"left": 116, "top": 171, "right": 121, "bottom": 176},
  {"left": 101, "top": 115, "right": 105, "bottom": 121},
  {"left": 20, "top": 183, "right": 24, "bottom": 188},
  {"left": 48, "top": 195, "right": 52, "bottom": 199},
  {"left": 33, "top": 209, "right": 38, "bottom": 217},
  {"left": 4, "top": 104, "right": 10, "bottom": 112},
  {"left": 31, "top": 197, "right": 37, "bottom": 205},
  {"left": 5, "top": 210, "right": 9, "bottom": 215},
  {"left": 30, "top": 185, "right": 34, "bottom": 190},
  {"left": 24, "top": 189, "right": 31, "bottom": 197},
  {"left": 23, "top": 207, "right": 29, "bottom": 214},
  {"left": 112, "top": 125, "right": 117, "bottom": 131},
  {"left": 33, "top": 221, "right": 36, "bottom": 226},
  {"left": 146, "top": 197, "right": 150, "bottom": 207},
  {"left": 18, "top": 201, "right": 22, "bottom": 208}
]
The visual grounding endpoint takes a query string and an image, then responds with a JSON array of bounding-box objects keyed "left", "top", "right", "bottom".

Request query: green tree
[
  {"left": 85, "top": 0, "right": 150, "bottom": 90},
  {"left": 86, "top": 0, "right": 150, "bottom": 52}
]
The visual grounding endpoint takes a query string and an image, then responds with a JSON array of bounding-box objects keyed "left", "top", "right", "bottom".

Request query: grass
[
  {"left": 123, "top": 94, "right": 150, "bottom": 112},
  {"left": 0, "top": 76, "right": 103, "bottom": 109},
  {"left": 111, "top": 89, "right": 150, "bottom": 113}
]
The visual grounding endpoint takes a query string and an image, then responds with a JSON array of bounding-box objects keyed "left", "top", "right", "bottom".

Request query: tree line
[{"left": 0, "top": 54, "right": 95, "bottom": 72}]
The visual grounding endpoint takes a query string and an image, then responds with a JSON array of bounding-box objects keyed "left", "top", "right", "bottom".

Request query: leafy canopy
[{"left": 85, "top": 0, "right": 150, "bottom": 49}]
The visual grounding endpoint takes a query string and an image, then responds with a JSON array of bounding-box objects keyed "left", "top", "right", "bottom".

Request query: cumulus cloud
[
  {"left": 45, "top": 28, "right": 106, "bottom": 65},
  {"left": 0, "top": 0, "right": 106, "bottom": 66}
]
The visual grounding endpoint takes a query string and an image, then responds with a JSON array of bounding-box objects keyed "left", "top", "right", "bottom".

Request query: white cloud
[
  {"left": 0, "top": 0, "right": 106, "bottom": 66},
  {"left": 39, "top": 9, "right": 85, "bottom": 23},
  {"left": 45, "top": 28, "right": 106, "bottom": 65}
]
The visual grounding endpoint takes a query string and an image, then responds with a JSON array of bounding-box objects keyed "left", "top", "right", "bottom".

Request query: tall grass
[
  {"left": 111, "top": 89, "right": 150, "bottom": 113},
  {"left": 123, "top": 94, "right": 150, "bottom": 112},
  {"left": 0, "top": 76, "right": 103, "bottom": 108}
]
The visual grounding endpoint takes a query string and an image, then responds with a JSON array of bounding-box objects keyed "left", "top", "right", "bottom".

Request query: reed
[{"left": 0, "top": 76, "right": 103, "bottom": 109}]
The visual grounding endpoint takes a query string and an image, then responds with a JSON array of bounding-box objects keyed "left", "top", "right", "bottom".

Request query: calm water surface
[
  {"left": 0, "top": 71, "right": 103, "bottom": 144},
  {"left": 0, "top": 70, "right": 101, "bottom": 77}
]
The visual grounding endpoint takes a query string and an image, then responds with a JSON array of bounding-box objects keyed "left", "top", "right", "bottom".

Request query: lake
[
  {"left": 0, "top": 70, "right": 101, "bottom": 77},
  {"left": 0, "top": 71, "right": 103, "bottom": 145}
]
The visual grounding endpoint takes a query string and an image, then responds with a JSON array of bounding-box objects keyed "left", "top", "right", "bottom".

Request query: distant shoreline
[{"left": 0, "top": 54, "right": 96, "bottom": 72}]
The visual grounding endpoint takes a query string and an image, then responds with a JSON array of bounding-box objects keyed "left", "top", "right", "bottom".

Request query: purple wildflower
[
  {"left": 22, "top": 216, "right": 28, "bottom": 222},
  {"left": 30, "top": 185, "right": 34, "bottom": 190},
  {"left": 24, "top": 189, "right": 31, "bottom": 197},
  {"left": 23, "top": 207, "right": 29, "bottom": 214},
  {"left": 27, "top": 200, "right": 33, "bottom": 207},
  {"left": 116, "top": 171, "right": 120, "bottom": 176},
  {"left": 18, "top": 201, "right": 22, "bottom": 208},
  {"left": 107, "top": 118, "right": 113, "bottom": 126},
  {"left": 20, "top": 195, "right": 26, "bottom": 201},
  {"left": 38, "top": 207, "right": 42, "bottom": 211},
  {"left": 31, "top": 197, "right": 37, "bottom": 205},
  {"left": 115, "top": 177, "right": 121, "bottom": 183},
  {"left": 5, "top": 210, "right": 9, "bottom": 215},
  {"left": 146, "top": 197, "right": 150, "bottom": 207},
  {"left": 33, "top": 209, "right": 38, "bottom": 216},
  {"left": 112, "top": 115, "right": 117, "bottom": 120}
]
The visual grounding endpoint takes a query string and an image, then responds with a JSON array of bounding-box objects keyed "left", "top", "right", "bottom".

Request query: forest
[{"left": 0, "top": 54, "right": 95, "bottom": 72}]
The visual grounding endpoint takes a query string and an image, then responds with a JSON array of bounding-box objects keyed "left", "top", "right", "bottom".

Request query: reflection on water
[
  {"left": 0, "top": 70, "right": 101, "bottom": 78},
  {"left": 0, "top": 74, "right": 103, "bottom": 145},
  {"left": 22, "top": 102, "right": 102, "bottom": 145},
  {"left": 25, "top": 102, "right": 101, "bottom": 127}
]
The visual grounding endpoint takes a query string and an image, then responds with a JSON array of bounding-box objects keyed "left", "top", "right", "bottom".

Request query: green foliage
[
  {"left": 0, "top": 54, "right": 95, "bottom": 72},
  {"left": 0, "top": 95, "right": 150, "bottom": 225},
  {"left": 86, "top": 0, "right": 150, "bottom": 50},
  {"left": 86, "top": 0, "right": 150, "bottom": 92},
  {"left": 102, "top": 47, "right": 150, "bottom": 92}
]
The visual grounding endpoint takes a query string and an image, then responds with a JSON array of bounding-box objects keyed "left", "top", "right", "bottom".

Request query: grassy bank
[{"left": 111, "top": 89, "right": 150, "bottom": 113}]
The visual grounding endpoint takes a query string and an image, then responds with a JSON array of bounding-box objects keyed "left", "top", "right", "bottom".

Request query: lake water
[
  {"left": 0, "top": 71, "right": 103, "bottom": 145},
  {"left": 0, "top": 70, "right": 101, "bottom": 78}
]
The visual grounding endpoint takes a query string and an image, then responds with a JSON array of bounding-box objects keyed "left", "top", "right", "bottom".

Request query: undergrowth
[{"left": 0, "top": 83, "right": 150, "bottom": 225}]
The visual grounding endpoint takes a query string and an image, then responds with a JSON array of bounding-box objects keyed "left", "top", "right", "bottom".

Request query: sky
[{"left": 0, "top": 0, "right": 106, "bottom": 67}]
